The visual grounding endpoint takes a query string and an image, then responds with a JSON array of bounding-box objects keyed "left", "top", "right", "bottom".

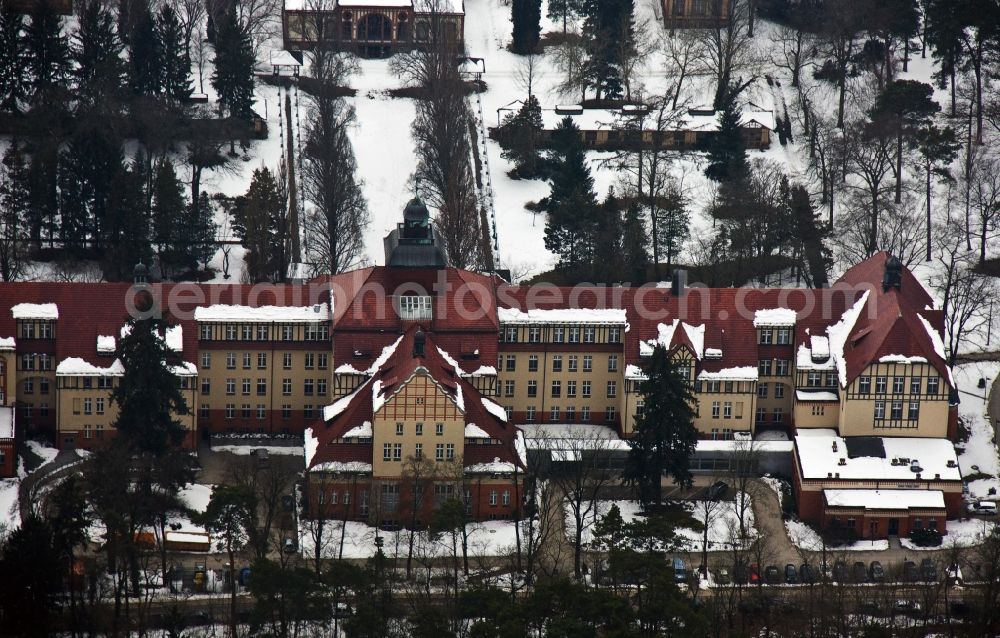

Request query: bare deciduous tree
[
  {"left": 694, "top": 0, "right": 760, "bottom": 109},
  {"left": 932, "top": 225, "right": 997, "bottom": 365}
]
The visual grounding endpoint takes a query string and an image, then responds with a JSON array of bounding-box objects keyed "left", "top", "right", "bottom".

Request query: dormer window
[{"left": 397, "top": 295, "right": 432, "bottom": 321}]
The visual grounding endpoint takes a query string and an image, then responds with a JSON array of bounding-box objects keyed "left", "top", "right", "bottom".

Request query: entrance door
[{"left": 888, "top": 518, "right": 899, "bottom": 535}]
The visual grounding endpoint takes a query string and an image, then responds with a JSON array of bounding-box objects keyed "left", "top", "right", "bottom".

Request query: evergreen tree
[
  {"left": 0, "top": 516, "right": 63, "bottom": 637},
  {"left": 592, "top": 190, "right": 624, "bottom": 282},
  {"left": 158, "top": 4, "right": 192, "bottom": 104},
  {"left": 101, "top": 160, "right": 152, "bottom": 280},
  {"left": 233, "top": 167, "right": 288, "bottom": 283},
  {"left": 128, "top": 1, "right": 162, "bottom": 96},
  {"left": 548, "top": 0, "right": 585, "bottom": 33},
  {"left": 151, "top": 158, "right": 188, "bottom": 275},
  {"left": 499, "top": 95, "right": 544, "bottom": 178},
  {"left": 26, "top": 145, "right": 59, "bottom": 249},
  {"left": 112, "top": 312, "right": 189, "bottom": 455},
  {"left": 655, "top": 188, "right": 689, "bottom": 266},
  {"left": 872, "top": 79, "right": 939, "bottom": 204},
  {"left": 58, "top": 123, "right": 124, "bottom": 257},
  {"left": 620, "top": 201, "right": 648, "bottom": 281},
  {"left": 0, "top": 141, "right": 29, "bottom": 281},
  {"left": 72, "top": 1, "right": 125, "bottom": 106},
  {"left": 0, "top": 8, "right": 28, "bottom": 112},
  {"left": 24, "top": 0, "right": 70, "bottom": 104},
  {"left": 581, "top": 0, "right": 633, "bottom": 100},
  {"left": 511, "top": 0, "right": 541, "bottom": 54},
  {"left": 704, "top": 91, "right": 747, "bottom": 181},
  {"left": 624, "top": 344, "right": 698, "bottom": 507},
  {"left": 212, "top": 6, "right": 255, "bottom": 119},
  {"left": 788, "top": 184, "right": 831, "bottom": 288},
  {"left": 544, "top": 117, "right": 598, "bottom": 275},
  {"left": 186, "top": 192, "right": 218, "bottom": 270}
]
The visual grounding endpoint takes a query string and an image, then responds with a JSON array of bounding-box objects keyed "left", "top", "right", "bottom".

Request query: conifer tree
[
  {"left": 58, "top": 123, "right": 124, "bottom": 257},
  {"left": 499, "top": 95, "right": 544, "bottom": 178},
  {"left": 185, "top": 192, "right": 218, "bottom": 270},
  {"left": 101, "top": 160, "right": 152, "bottom": 280},
  {"left": 581, "top": 0, "right": 633, "bottom": 100},
  {"left": 24, "top": 0, "right": 70, "bottom": 104},
  {"left": 592, "top": 190, "right": 624, "bottom": 282},
  {"left": 26, "top": 146, "right": 59, "bottom": 249},
  {"left": 128, "top": 1, "right": 162, "bottom": 96},
  {"left": 233, "top": 167, "right": 288, "bottom": 283},
  {"left": 544, "top": 117, "right": 598, "bottom": 274},
  {"left": 548, "top": 0, "right": 585, "bottom": 33},
  {"left": 704, "top": 90, "right": 747, "bottom": 181},
  {"left": 0, "top": 8, "right": 28, "bottom": 113},
  {"left": 655, "top": 188, "right": 689, "bottom": 266},
  {"left": 158, "top": 4, "right": 192, "bottom": 104},
  {"left": 212, "top": 6, "right": 255, "bottom": 119},
  {"left": 0, "top": 141, "right": 29, "bottom": 281},
  {"left": 511, "top": 0, "right": 541, "bottom": 54},
  {"left": 788, "top": 184, "right": 831, "bottom": 288},
  {"left": 620, "top": 202, "right": 648, "bottom": 281},
  {"left": 624, "top": 344, "right": 698, "bottom": 507},
  {"left": 151, "top": 158, "right": 188, "bottom": 275},
  {"left": 73, "top": 1, "right": 126, "bottom": 106},
  {"left": 113, "top": 312, "right": 189, "bottom": 455}
]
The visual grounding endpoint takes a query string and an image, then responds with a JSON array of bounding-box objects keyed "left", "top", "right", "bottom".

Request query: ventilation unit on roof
[
  {"left": 831, "top": 441, "right": 838, "bottom": 453},
  {"left": 947, "top": 460, "right": 957, "bottom": 468},
  {"left": 910, "top": 460, "right": 922, "bottom": 473},
  {"left": 838, "top": 458, "right": 846, "bottom": 466}
]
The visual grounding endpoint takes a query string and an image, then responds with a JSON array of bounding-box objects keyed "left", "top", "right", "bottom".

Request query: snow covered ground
[
  {"left": 953, "top": 361, "right": 1000, "bottom": 498},
  {"left": 211, "top": 444, "right": 303, "bottom": 456},
  {"left": 565, "top": 496, "right": 758, "bottom": 552},
  {"left": 785, "top": 518, "right": 889, "bottom": 552},
  {"left": 25, "top": 440, "right": 59, "bottom": 467}
]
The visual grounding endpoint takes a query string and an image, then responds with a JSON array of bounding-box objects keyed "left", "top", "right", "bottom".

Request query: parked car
[
  {"left": 833, "top": 560, "right": 848, "bottom": 582},
  {"left": 764, "top": 565, "right": 780, "bottom": 584},
  {"left": 749, "top": 563, "right": 761, "bottom": 584},
  {"left": 784, "top": 563, "right": 798, "bottom": 584},
  {"left": 799, "top": 563, "right": 815, "bottom": 584},
  {"left": 967, "top": 500, "right": 998, "bottom": 515},
  {"left": 282, "top": 538, "right": 297, "bottom": 554},
  {"left": 673, "top": 558, "right": 688, "bottom": 584},
  {"left": 869, "top": 561, "right": 885, "bottom": 583},
  {"left": 894, "top": 600, "right": 922, "bottom": 615},
  {"left": 250, "top": 448, "right": 270, "bottom": 466},
  {"left": 715, "top": 568, "right": 731, "bottom": 585},
  {"left": 921, "top": 558, "right": 937, "bottom": 582},
  {"left": 733, "top": 562, "right": 749, "bottom": 585},
  {"left": 708, "top": 481, "right": 729, "bottom": 500},
  {"left": 903, "top": 561, "right": 919, "bottom": 582},
  {"left": 852, "top": 561, "right": 868, "bottom": 583}
]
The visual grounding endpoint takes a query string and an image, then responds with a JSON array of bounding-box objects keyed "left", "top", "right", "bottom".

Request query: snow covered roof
[
  {"left": 165, "top": 325, "right": 183, "bottom": 352},
  {"left": 465, "top": 458, "right": 519, "bottom": 474},
  {"left": 465, "top": 423, "right": 491, "bottom": 439},
  {"left": 641, "top": 319, "right": 705, "bottom": 359},
  {"left": 795, "top": 390, "right": 839, "bottom": 402},
  {"left": 795, "top": 429, "right": 961, "bottom": 482},
  {"left": 193, "top": 303, "right": 330, "bottom": 323},
  {"left": 518, "top": 423, "right": 631, "bottom": 451},
  {"left": 311, "top": 461, "right": 373, "bottom": 473},
  {"left": 625, "top": 364, "right": 646, "bottom": 381},
  {"left": 269, "top": 50, "right": 301, "bottom": 67},
  {"left": 697, "top": 366, "right": 758, "bottom": 381},
  {"left": 753, "top": 308, "right": 797, "bottom": 327},
  {"left": 497, "top": 307, "right": 627, "bottom": 325},
  {"left": 11, "top": 302, "right": 58, "bottom": 319},
  {"left": 304, "top": 426, "right": 319, "bottom": 467},
  {"left": 826, "top": 290, "right": 870, "bottom": 387},
  {"left": 696, "top": 439, "right": 794, "bottom": 453},
  {"left": 342, "top": 421, "right": 373, "bottom": 439},
  {"left": 823, "top": 489, "right": 946, "bottom": 510},
  {"left": 796, "top": 343, "right": 836, "bottom": 371},
  {"left": 0, "top": 406, "right": 13, "bottom": 439},
  {"left": 481, "top": 397, "right": 507, "bottom": 422},
  {"left": 284, "top": 0, "right": 463, "bottom": 13},
  {"left": 55, "top": 357, "right": 124, "bottom": 376},
  {"left": 0, "top": 337, "right": 14, "bottom": 351},
  {"left": 535, "top": 105, "right": 775, "bottom": 134},
  {"left": 96, "top": 335, "right": 115, "bottom": 354},
  {"left": 918, "top": 313, "right": 955, "bottom": 386},
  {"left": 171, "top": 362, "right": 198, "bottom": 376}
]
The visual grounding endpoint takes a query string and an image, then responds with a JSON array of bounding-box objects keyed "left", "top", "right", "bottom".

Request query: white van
[{"left": 968, "top": 500, "right": 998, "bottom": 515}]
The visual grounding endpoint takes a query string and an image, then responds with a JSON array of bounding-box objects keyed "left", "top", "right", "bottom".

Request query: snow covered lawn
[
  {"left": 25, "top": 440, "right": 59, "bottom": 467},
  {"left": 953, "top": 361, "right": 1000, "bottom": 499},
  {"left": 785, "top": 518, "right": 889, "bottom": 552},
  {"left": 899, "top": 518, "right": 997, "bottom": 551},
  {"left": 211, "top": 445, "right": 303, "bottom": 456}
]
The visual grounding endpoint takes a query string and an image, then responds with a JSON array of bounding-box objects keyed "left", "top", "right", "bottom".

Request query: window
[
  {"left": 568, "top": 327, "right": 581, "bottom": 343},
  {"left": 505, "top": 356, "right": 516, "bottom": 372},
  {"left": 415, "top": 443, "right": 423, "bottom": 459},
  {"left": 489, "top": 490, "right": 498, "bottom": 506},
  {"left": 226, "top": 378, "right": 236, "bottom": 395},
  {"left": 282, "top": 404, "right": 291, "bottom": 419},
  {"left": 505, "top": 406, "right": 513, "bottom": 420},
  {"left": 811, "top": 405, "right": 825, "bottom": 416},
  {"left": 446, "top": 443, "right": 455, "bottom": 460},
  {"left": 551, "top": 380, "right": 561, "bottom": 398},
  {"left": 927, "top": 377, "right": 940, "bottom": 395},
  {"left": 436, "top": 422, "right": 444, "bottom": 436},
  {"left": 526, "top": 406, "right": 536, "bottom": 421},
  {"left": 890, "top": 401, "right": 903, "bottom": 420},
  {"left": 384, "top": 443, "right": 393, "bottom": 461},
  {"left": 317, "top": 379, "right": 327, "bottom": 395},
  {"left": 23, "top": 379, "right": 32, "bottom": 394},
  {"left": 528, "top": 327, "right": 541, "bottom": 343},
  {"left": 242, "top": 353, "right": 251, "bottom": 369},
  {"left": 875, "top": 376, "right": 887, "bottom": 393},
  {"left": 96, "top": 398, "right": 105, "bottom": 415},
  {"left": 858, "top": 376, "right": 871, "bottom": 394},
  {"left": 396, "top": 422, "right": 404, "bottom": 435},
  {"left": 759, "top": 329, "right": 773, "bottom": 345},
  {"left": 257, "top": 379, "right": 267, "bottom": 396},
  {"left": 226, "top": 325, "right": 237, "bottom": 340},
  {"left": 257, "top": 404, "right": 265, "bottom": 420},
  {"left": 893, "top": 376, "right": 904, "bottom": 394},
  {"left": 567, "top": 380, "right": 577, "bottom": 397},
  {"left": 908, "top": 401, "right": 920, "bottom": 420},
  {"left": 504, "top": 380, "right": 515, "bottom": 397},
  {"left": 807, "top": 372, "right": 821, "bottom": 387},
  {"left": 568, "top": 356, "right": 578, "bottom": 372},
  {"left": 282, "top": 325, "right": 294, "bottom": 341},
  {"left": 874, "top": 400, "right": 885, "bottom": 420},
  {"left": 552, "top": 355, "right": 562, "bottom": 372},
  {"left": 397, "top": 295, "right": 433, "bottom": 320},
  {"left": 711, "top": 401, "right": 720, "bottom": 418},
  {"left": 241, "top": 325, "right": 252, "bottom": 340},
  {"left": 609, "top": 327, "right": 621, "bottom": 343},
  {"left": 305, "top": 353, "right": 315, "bottom": 369},
  {"left": 566, "top": 405, "right": 577, "bottom": 421},
  {"left": 241, "top": 404, "right": 251, "bottom": 418},
  {"left": 776, "top": 359, "right": 790, "bottom": 376},
  {"left": 582, "top": 381, "right": 591, "bottom": 398},
  {"left": 201, "top": 353, "right": 211, "bottom": 369},
  {"left": 502, "top": 490, "right": 511, "bottom": 506},
  {"left": 758, "top": 383, "right": 768, "bottom": 398},
  {"left": 758, "top": 359, "right": 773, "bottom": 376},
  {"left": 225, "top": 404, "right": 235, "bottom": 419},
  {"left": 583, "top": 356, "right": 593, "bottom": 372},
  {"left": 318, "top": 354, "right": 328, "bottom": 369},
  {"left": 226, "top": 353, "right": 236, "bottom": 369},
  {"left": 200, "top": 325, "right": 211, "bottom": 340},
  {"left": 910, "top": 377, "right": 921, "bottom": 395},
  {"left": 581, "top": 406, "right": 590, "bottom": 421},
  {"left": 304, "top": 379, "right": 314, "bottom": 396},
  {"left": 415, "top": 422, "right": 423, "bottom": 435},
  {"left": 201, "top": 378, "right": 211, "bottom": 395},
  {"left": 723, "top": 401, "right": 732, "bottom": 418},
  {"left": 528, "top": 355, "right": 538, "bottom": 372},
  {"left": 503, "top": 326, "right": 518, "bottom": 342},
  {"left": 257, "top": 353, "right": 267, "bottom": 369},
  {"left": 774, "top": 384, "right": 785, "bottom": 399},
  {"left": 607, "top": 381, "right": 617, "bottom": 398},
  {"left": 756, "top": 407, "right": 767, "bottom": 423},
  {"left": 527, "top": 380, "right": 537, "bottom": 397},
  {"left": 772, "top": 407, "right": 783, "bottom": 422},
  {"left": 256, "top": 325, "right": 268, "bottom": 340},
  {"left": 584, "top": 327, "right": 595, "bottom": 343},
  {"left": 240, "top": 378, "right": 250, "bottom": 395},
  {"left": 605, "top": 406, "right": 616, "bottom": 422},
  {"left": 201, "top": 404, "right": 210, "bottom": 418},
  {"left": 608, "top": 355, "right": 618, "bottom": 372},
  {"left": 553, "top": 327, "right": 564, "bottom": 342},
  {"left": 83, "top": 398, "right": 92, "bottom": 415},
  {"left": 393, "top": 443, "right": 402, "bottom": 461},
  {"left": 549, "top": 406, "right": 560, "bottom": 420},
  {"left": 776, "top": 328, "right": 791, "bottom": 345},
  {"left": 282, "top": 379, "right": 292, "bottom": 396},
  {"left": 303, "top": 405, "right": 314, "bottom": 419}
]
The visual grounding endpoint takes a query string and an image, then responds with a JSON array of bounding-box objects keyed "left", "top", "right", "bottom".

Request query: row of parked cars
[{"left": 716, "top": 558, "right": 941, "bottom": 586}]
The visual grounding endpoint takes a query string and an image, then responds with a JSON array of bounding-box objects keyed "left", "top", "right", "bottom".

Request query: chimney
[
  {"left": 671, "top": 269, "right": 687, "bottom": 296},
  {"left": 413, "top": 328, "right": 426, "bottom": 358},
  {"left": 882, "top": 255, "right": 902, "bottom": 291}
]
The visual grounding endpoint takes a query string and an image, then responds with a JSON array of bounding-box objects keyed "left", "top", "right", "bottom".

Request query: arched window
[
  {"left": 342, "top": 11, "right": 353, "bottom": 40},
  {"left": 415, "top": 20, "right": 429, "bottom": 40}
]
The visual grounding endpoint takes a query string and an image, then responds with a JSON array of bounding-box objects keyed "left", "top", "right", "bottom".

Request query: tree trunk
[
  {"left": 926, "top": 164, "right": 932, "bottom": 261},
  {"left": 895, "top": 131, "right": 903, "bottom": 204}
]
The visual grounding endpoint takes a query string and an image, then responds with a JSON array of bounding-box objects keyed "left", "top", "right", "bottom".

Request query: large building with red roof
[{"left": 0, "top": 200, "right": 963, "bottom": 533}]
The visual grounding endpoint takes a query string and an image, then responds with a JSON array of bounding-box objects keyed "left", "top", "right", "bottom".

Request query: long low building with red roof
[{"left": 0, "top": 199, "right": 965, "bottom": 537}]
